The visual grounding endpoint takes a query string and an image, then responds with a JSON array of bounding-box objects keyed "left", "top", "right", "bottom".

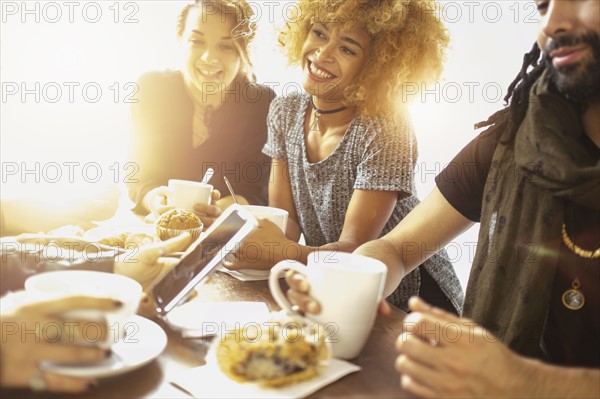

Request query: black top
[
  {"left": 436, "top": 128, "right": 600, "bottom": 367},
  {"left": 128, "top": 71, "right": 275, "bottom": 212}
]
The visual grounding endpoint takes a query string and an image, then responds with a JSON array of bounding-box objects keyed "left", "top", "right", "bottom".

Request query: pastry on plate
[
  {"left": 97, "top": 232, "right": 155, "bottom": 249},
  {"left": 98, "top": 232, "right": 129, "bottom": 248},
  {"left": 124, "top": 232, "right": 155, "bottom": 247},
  {"left": 216, "top": 319, "right": 329, "bottom": 387}
]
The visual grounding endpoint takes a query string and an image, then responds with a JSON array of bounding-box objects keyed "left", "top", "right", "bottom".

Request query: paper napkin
[{"left": 170, "top": 358, "right": 360, "bottom": 399}]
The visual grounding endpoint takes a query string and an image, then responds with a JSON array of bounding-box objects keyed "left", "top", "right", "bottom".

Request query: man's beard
[{"left": 543, "top": 32, "right": 600, "bottom": 105}]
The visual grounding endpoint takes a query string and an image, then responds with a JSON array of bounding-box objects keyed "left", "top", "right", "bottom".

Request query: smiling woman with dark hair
[{"left": 128, "top": 0, "right": 275, "bottom": 226}]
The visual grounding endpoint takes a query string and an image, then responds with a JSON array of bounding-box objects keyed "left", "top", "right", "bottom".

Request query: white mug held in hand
[
  {"left": 269, "top": 251, "right": 387, "bottom": 359},
  {"left": 150, "top": 179, "right": 213, "bottom": 214}
]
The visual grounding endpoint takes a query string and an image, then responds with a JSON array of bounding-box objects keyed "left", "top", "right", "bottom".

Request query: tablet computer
[{"left": 152, "top": 204, "right": 257, "bottom": 316}]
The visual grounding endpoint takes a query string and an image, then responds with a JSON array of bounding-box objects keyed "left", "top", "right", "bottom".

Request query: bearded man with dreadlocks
[{"left": 285, "top": 0, "right": 599, "bottom": 397}]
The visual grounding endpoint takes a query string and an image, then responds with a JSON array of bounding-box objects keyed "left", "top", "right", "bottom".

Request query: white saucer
[
  {"left": 217, "top": 266, "right": 269, "bottom": 281},
  {"left": 44, "top": 315, "right": 167, "bottom": 378},
  {"left": 235, "top": 268, "right": 270, "bottom": 278}
]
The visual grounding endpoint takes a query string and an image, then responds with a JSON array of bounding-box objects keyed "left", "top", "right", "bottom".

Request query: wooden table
[{"left": 3, "top": 272, "right": 410, "bottom": 398}]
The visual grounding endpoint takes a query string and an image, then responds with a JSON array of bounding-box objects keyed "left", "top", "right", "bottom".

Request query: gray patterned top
[{"left": 263, "top": 93, "right": 464, "bottom": 313}]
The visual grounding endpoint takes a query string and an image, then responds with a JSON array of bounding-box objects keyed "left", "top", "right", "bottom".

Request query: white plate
[
  {"left": 217, "top": 266, "right": 270, "bottom": 281},
  {"left": 44, "top": 315, "right": 167, "bottom": 378},
  {"left": 166, "top": 301, "right": 270, "bottom": 337}
]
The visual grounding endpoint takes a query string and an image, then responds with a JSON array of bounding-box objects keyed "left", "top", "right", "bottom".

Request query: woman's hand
[
  {"left": 195, "top": 191, "right": 253, "bottom": 228},
  {"left": 224, "top": 219, "right": 292, "bottom": 270},
  {"left": 114, "top": 233, "right": 192, "bottom": 319},
  {"left": 193, "top": 190, "right": 223, "bottom": 228},
  {"left": 0, "top": 295, "right": 119, "bottom": 393},
  {"left": 114, "top": 233, "right": 190, "bottom": 292},
  {"left": 143, "top": 186, "right": 169, "bottom": 216},
  {"left": 395, "top": 297, "right": 527, "bottom": 398}
]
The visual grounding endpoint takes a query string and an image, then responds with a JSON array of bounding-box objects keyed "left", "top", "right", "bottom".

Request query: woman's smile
[{"left": 308, "top": 61, "right": 336, "bottom": 81}]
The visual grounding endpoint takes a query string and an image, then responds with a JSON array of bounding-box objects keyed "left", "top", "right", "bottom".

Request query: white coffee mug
[
  {"left": 151, "top": 179, "right": 213, "bottom": 214},
  {"left": 243, "top": 205, "right": 288, "bottom": 233},
  {"left": 269, "top": 251, "right": 387, "bottom": 359},
  {"left": 25, "top": 270, "right": 142, "bottom": 348}
]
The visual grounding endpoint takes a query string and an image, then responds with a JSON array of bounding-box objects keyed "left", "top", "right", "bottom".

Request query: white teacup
[
  {"left": 151, "top": 179, "right": 213, "bottom": 214},
  {"left": 25, "top": 270, "right": 142, "bottom": 348},
  {"left": 243, "top": 205, "right": 288, "bottom": 233},
  {"left": 269, "top": 251, "right": 387, "bottom": 359}
]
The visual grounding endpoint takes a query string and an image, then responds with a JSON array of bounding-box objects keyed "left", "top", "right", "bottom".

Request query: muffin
[
  {"left": 156, "top": 208, "right": 203, "bottom": 245},
  {"left": 216, "top": 320, "right": 329, "bottom": 387}
]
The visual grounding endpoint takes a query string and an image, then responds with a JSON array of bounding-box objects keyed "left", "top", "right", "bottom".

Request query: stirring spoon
[
  {"left": 201, "top": 167, "right": 214, "bottom": 184},
  {"left": 223, "top": 176, "right": 240, "bottom": 205}
]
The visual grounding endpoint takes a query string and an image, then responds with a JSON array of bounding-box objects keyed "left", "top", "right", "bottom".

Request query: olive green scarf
[{"left": 463, "top": 70, "right": 600, "bottom": 357}]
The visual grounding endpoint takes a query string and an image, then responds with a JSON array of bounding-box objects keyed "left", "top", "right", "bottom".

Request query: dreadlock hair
[{"left": 475, "top": 42, "right": 545, "bottom": 144}]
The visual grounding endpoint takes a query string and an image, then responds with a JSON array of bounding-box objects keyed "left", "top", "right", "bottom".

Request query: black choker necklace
[
  {"left": 309, "top": 97, "right": 348, "bottom": 131},
  {"left": 310, "top": 97, "right": 348, "bottom": 114}
]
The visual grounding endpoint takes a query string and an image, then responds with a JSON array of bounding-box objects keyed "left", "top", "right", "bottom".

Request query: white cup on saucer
[
  {"left": 242, "top": 205, "right": 288, "bottom": 234},
  {"left": 269, "top": 251, "right": 387, "bottom": 359},
  {"left": 25, "top": 270, "right": 142, "bottom": 348}
]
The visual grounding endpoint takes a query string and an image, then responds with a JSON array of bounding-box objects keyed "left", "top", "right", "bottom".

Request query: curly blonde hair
[
  {"left": 177, "top": 0, "right": 257, "bottom": 81},
  {"left": 280, "top": 0, "right": 449, "bottom": 117}
]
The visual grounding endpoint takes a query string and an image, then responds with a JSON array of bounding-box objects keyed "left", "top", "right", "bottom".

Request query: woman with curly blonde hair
[
  {"left": 280, "top": 0, "right": 448, "bottom": 118},
  {"left": 230, "top": 0, "right": 463, "bottom": 313}
]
